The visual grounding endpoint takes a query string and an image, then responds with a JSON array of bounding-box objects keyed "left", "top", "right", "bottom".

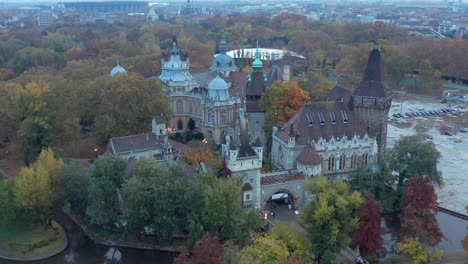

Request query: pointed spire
[
  {"left": 220, "top": 32, "right": 227, "bottom": 54},
  {"left": 170, "top": 33, "right": 179, "bottom": 56},
  {"left": 353, "top": 48, "right": 388, "bottom": 98}
]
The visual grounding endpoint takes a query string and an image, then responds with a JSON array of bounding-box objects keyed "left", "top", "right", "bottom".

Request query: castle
[{"left": 109, "top": 34, "right": 391, "bottom": 210}]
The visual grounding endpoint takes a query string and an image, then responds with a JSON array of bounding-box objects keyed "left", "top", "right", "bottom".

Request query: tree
[
  {"left": 193, "top": 233, "right": 225, "bottom": 264},
  {"left": 14, "top": 148, "right": 64, "bottom": 226},
  {"left": 353, "top": 193, "right": 383, "bottom": 257},
  {"left": 182, "top": 144, "right": 215, "bottom": 166},
  {"left": 298, "top": 72, "right": 334, "bottom": 102},
  {"left": 18, "top": 82, "right": 56, "bottom": 164},
  {"left": 123, "top": 161, "right": 190, "bottom": 242},
  {"left": 300, "top": 176, "right": 362, "bottom": 264},
  {"left": 86, "top": 155, "right": 126, "bottom": 227},
  {"left": 62, "top": 164, "right": 89, "bottom": 216},
  {"left": 187, "top": 173, "right": 261, "bottom": 245},
  {"left": 348, "top": 156, "right": 394, "bottom": 212},
  {"left": 0, "top": 179, "right": 17, "bottom": 225},
  {"left": 397, "top": 238, "right": 444, "bottom": 264},
  {"left": 389, "top": 135, "right": 443, "bottom": 207},
  {"left": 259, "top": 81, "right": 309, "bottom": 152},
  {"left": 239, "top": 234, "right": 290, "bottom": 263},
  {"left": 400, "top": 176, "right": 442, "bottom": 246}
]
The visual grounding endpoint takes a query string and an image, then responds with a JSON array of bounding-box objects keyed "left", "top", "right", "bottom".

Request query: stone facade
[
  {"left": 224, "top": 48, "right": 389, "bottom": 211},
  {"left": 159, "top": 34, "right": 240, "bottom": 144}
]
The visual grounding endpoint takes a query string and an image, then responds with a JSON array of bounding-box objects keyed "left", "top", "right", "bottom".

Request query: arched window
[
  {"left": 339, "top": 154, "right": 346, "bottom": 170},
  {"left": 350, "top": 153, "right": 357, "bottom": 169},
  {"left": 362, "top": 152, "right": 368, "bottom": 166},
  {"left": 221, "top": 110, "right": 227, "bottom": 125},
  {"left": 278, "top": 146, "right": 284, "bottom": 169},
  {"left": 177, "top": 119, "right": 183, "bottom": 130},
  {"left": 207, "top": 108, "right": 214, "bottom": 124},
  {"left": 188, "top": 100, "right": 193, "bottom": 114},
  {"left": 176, "top": 100, "right": 183, "bottom": 114},
  {"left": 208, "top": 130, "right": 213, "bottom": 139},
  {"left": 328, "top": 155, "right": 335, "bottom": 171}
]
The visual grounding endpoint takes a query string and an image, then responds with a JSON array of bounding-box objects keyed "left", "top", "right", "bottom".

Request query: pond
[{"left": 0, "top": 213, "right": 175, "bottom": 264}]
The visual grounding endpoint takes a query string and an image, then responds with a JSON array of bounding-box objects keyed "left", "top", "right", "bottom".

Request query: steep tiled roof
[
  {"left": 319, "top": 85, "right": 352, "bottom": 104},
  {"left": 275, "top": 101, "right": 367, "bottom": 144},
  {"left": 353, "top": 48, "right": 390, "bottom": 98},
  {"left": 261, "top": 172, "right": 304, "bottom": 186},
  {"left": 296, "top": 144, "right": 322, "bottom": 165},
  {"left": 230, "top": 71, "right": 248, "bottom": 99},
  {"left": 110, "top": 133, "right": 165, "bottom": 154}
]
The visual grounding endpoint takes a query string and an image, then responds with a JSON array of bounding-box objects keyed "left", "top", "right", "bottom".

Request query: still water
[{"left": 0, "top": 213, "right": 175, "bottom": 264}]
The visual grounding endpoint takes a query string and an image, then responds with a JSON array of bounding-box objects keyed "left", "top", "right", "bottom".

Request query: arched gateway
[{"left": 262, "top": 188, "right": 301, "bottom": 210}]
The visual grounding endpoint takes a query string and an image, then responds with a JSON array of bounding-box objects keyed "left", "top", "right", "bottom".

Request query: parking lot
[{"left": 387, "top": 93, "right": 468, "bottom": 214}]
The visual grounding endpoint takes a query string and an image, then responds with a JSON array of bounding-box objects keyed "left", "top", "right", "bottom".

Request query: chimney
[{"left": 282, "top": 64, "right": 290, "bottom": 82}]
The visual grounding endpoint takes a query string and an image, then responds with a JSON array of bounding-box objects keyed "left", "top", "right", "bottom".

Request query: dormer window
[
  {"left": 329, "top": 112, "right": 336, "bottom": 125},
  {"left": 317, "top": 112, "right": 325, "bottom": 126},
  {"left": 341, "top": 110, "right": 348, "bottom": 124},
  {"left": 306, "top": 113, "right": 313, "bottom": 127}
]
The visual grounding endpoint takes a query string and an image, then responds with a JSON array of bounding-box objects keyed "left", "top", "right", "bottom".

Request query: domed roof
[
  {"left": 210, "top": 33, "right": 237, "bottom": 72},
  {"left": 208, "top": 75, "right": 230, "bottom": 101},
  {"left": 252, "top": 48, "right": 263, "bottom": 69},
  {"left": 110, "top": 61, "right": 126, "bottom": 76}
]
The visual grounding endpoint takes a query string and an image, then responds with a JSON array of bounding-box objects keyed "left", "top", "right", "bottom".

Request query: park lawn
[{"left": 0, "top": 220, "right": 67, "bottom": 259}]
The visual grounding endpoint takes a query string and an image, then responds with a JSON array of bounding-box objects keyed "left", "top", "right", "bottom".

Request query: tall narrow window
[
  {"left": 221, "top": 110, "right": 227, "bottom": 125},
  {"left": 207, "top": 108, "right": 214, "bottom": 124},
  {"left": 362, "top": 152, "right": 368, "bottom": 166},
  {"left": 339, "top": 154, "right": 346, "bottom": 170},
  {"left": 328, "top": 155, "right": 335, "bottom": 171},
  {"left": 177, "top": 119, "right": 183, "bottom": 130},
  {"left": 176, "top": 100, "right": 183, "bottom": 114}
]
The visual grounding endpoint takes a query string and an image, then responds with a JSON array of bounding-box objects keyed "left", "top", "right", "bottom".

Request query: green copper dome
[{"left": 252, "top": 48, "right": 263, "bottom": 68}]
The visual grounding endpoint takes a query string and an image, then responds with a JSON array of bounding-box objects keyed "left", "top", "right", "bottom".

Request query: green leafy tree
[
  {"left": 0, "top": 179, "right": 17, "bottom": 225},
  {"left": 62, "top": 164, "right": 89, "bottom": 216},
  {"left": 14, "top": 148, "right": 64, "bottom": 226},
  {"left": 18, "top": 82, "right": 56, "bottom": 164},
  {"left": 300, "top": 176, "right": 362, "bottom": 264},
  {"left": 86, "top": 155, "right": 126, "bottom": 227},
  {"left": 397, "top": 238, "right": 444, "bottom": 264},
  {"left": 123, "top": 161, "right": 190, "bottom": 242},
  {"left": 389, "top": 135, "right": 443, "bottom": 207},
  {"left": 240, "top": 234, "right": 290, "bottom": 263},
  {"left": 298, "top": 71, "right": 334, "bottom": 102},
  {"left": 188, "top": 173, "right": 261, "bottom": 246}
]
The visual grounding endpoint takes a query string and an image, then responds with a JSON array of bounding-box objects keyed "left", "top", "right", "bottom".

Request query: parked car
[
  {"left": 443, "top": 131, "right": 452, "bottom": 136},
  {"left": 392, "top": 113, "right": 399, "bottom": 118},
  {"left": 405, "top": 113, "right": 412, "bottom": 117},
  {"left": 460, "top": 128, "right": 468, "bottom": 133},
  {"left": 397, "top": 113, "right": 404, "bottom": 118}
]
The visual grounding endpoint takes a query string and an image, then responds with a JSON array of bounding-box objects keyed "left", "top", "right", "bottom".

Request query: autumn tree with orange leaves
[
  {"left": 260, "top": 81, "right": 309, "bottom": 152},
  {"left": 182, "top": 143, "right": 215, "bottom": 166}
]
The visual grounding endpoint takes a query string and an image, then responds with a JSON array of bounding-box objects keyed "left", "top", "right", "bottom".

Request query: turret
[{"left": 350, "top": 47, "right": 392, "bottom": 154}]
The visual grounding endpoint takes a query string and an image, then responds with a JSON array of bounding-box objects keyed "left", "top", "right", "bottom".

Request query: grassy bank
[{"left": 0, "top": 220, "right": 68, "bottom": 261}]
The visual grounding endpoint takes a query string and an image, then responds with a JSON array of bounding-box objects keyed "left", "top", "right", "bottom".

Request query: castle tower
[
  {"left": 223, "top": 103, "right": 263, "bottom": 208},
  {"left": 350, "top": 48, "right": 392, "bottom": 154}
]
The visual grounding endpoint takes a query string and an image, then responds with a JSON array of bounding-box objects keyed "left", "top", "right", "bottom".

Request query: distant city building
[
  {"left": 37, "top": 11, "right": 53, "bottom": 26},
  {"left": 64, "top": 1, "right": 148, "bottom": 13}
]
